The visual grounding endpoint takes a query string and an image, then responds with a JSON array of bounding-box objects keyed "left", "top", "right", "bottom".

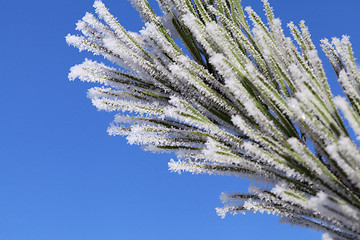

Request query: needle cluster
[{"left": 67, "top": 1, "right": 360, "bottom": 239}]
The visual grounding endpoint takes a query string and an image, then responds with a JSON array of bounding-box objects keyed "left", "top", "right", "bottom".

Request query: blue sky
[{"left": 1, "top": 0, "right": 360, "bottom": 239}]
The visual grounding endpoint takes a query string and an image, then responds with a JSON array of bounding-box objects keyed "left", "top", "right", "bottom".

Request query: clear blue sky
[{"left": 1, "top": 0, "right": 359, "bottom": 239}]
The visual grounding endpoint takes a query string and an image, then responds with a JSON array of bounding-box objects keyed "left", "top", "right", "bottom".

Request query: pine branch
[{"left": 67, "top": 1, "right": 360, "bottom": 239}]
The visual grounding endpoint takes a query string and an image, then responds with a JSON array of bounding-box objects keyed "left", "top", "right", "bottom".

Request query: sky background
[{"left": 1, "top": 0, "right": 360, "bottom": 239}]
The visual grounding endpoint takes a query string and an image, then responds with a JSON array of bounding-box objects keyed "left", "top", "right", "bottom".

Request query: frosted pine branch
[{"left": 67, "top": 0, "right": 360, "bottom": 239}]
